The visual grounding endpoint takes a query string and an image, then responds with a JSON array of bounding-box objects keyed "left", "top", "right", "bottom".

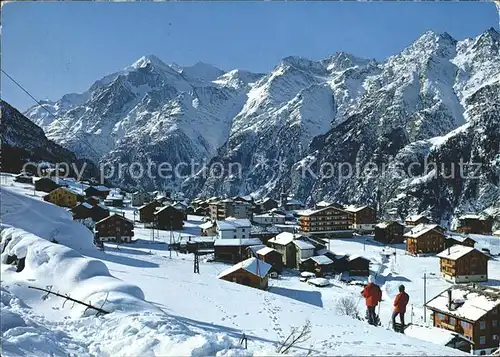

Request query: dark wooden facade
[
  {"left": 300, "top": 256, "right": 334, "bottom": 277},
  {"left": 445, "top": 237, "right": 476, "bottom": 249},
  {"left": 89, "top": 205, "right": 110, "bottom": 222},
  {"left": 215, "top": 240, "right": 263, "bottom": 264},
  {"left": 218, "top": 267, "right": 269, "bottom": 290},
  {"left": 374, "top": 221, "right": 405, "bottom": 244},
  {"left": 456, "top": 217, "right": 493, "bottom": 235},
  {"left": 35, "top": 178, "right": 61, "bottom": 193},
  {"left": 14, "top": 173, "right": 33, "bottom": 184},
  {"left": 95, "top": 214, "right": 134, "bottom": 242},
  {"left": 139, "top": 201, "right": 162, "bottom": 223},
  {"left": 439, "top": 248, "right": 489, "bottom": 283},
  {"left": 427, "top": 286, "right": 500, "bottom": 355},
  {"left": 85, "top": 196, "right": 100, "bottom": 206},
  {"left": 257, "top": 248, "right": 283, "bottom": 273},
  {"left": 84, "top": 186, "right": 110, "bottom": 198},
  {"left": 347, "top": 256, "right": 370, "bottom": 276},
  {"left": 405, "top": 215, "right": 431, "bottom": 226},
  {"left": 405, "top": 227, "right": 446, "bottom": 255},
  {"left": 346, "top": 206, "right": 377, "bottom": 232},
  {"left": 154, "top": 205, "right": 184, "bottom": 230}
]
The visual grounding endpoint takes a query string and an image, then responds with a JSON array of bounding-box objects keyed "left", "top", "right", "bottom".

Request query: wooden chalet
[
  {"left": 154, "top": 205, "right": 184, "bottom": 230},
  {"left": 84, "top": 185, "right": 110, "bottom": 199},
  {"left": 254, "top": 246, "right": 283, "bottom": 273},
  {"left": 35, "top": 177, "right": 62, "bottom": 193},
  {"left": 14, "top": 173, "right": 33, "bottom": 184},
  {"left": 71, "top": 202, "right": 93, "bottom": 220},
  {"left": 85, "top": 196, "right": 100, "bottom": 206},
  {"left": 374, "top": 221, "right": 405, "bottom": 244},
  {"left": 456, "top": 215, "right": 493, "bottom": 235},
  {"left": 218, "top": 257, "right": 272, "bottom": 290},
  {"left": 346, "top": 255, "right": 370, "bottom": 277},
  {"left": 89, "top": 204, "right": 110, "bottom": 222},
  {"left": 405, "top": 214, "right": 431, "bottom": 226},
  {"left": 300, "top": 255, "right": 334, "bottom": 277},
  {"left": 199, "top": 221, "right": 217, "bottom": 236},
  {"left": 94, "top": 214, "right": 134, "bottom": 243},
  {"left": 214, "top": 238, "right": 263, "bottom": 263},
  {"left": 426, "top": 285, "right": 500, "bottom": 355},
  {"left": 138, "top": 201, "right": 162, "bottom": 223},
  {"left": 43, "top": 187, "right": 84, "bottom": 208},
  {"left": 344, "top": 205, "right": 377, "bottom": 232},
  {"left": 404, "top": 224, "right": 446, "bottom": 255},
  {"left": 445, "top": 235, "right": 476, "bottom": 249},
  {"left": 438, "top": 246, "right": 489, "bottom": 283}
]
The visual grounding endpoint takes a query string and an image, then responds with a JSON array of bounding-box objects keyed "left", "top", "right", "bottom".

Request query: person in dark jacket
[
  {"left": 392, "top": 284, "right": 410, "bottom": 331},
  {"left": 361, "top": 275, "right": 382, "bottom": 325}
]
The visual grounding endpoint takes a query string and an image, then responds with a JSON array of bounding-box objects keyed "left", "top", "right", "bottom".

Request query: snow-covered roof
[
  {"left": 199, "top": 221, "right": 215, "bottom": 230},
  {"left": 256, "top": 247, "right": 277, "bottom": 256},
  {"left": 344, "top": 205, "right": 369, "bottom": 213},
  {"left": 307, "top": 255, "right": 333, "bottom": 265},
  {"left": 375, "top": 221, "right": 403, "bottom": 229},
  {"left": 404, "top": 224, "right": 442, "bottom": 238},
  {"left": 81, "top": 202, "right": 93, "bottom": 209},
  {"left": 446, "top": 235, "right": 476, "bottom": 243},
  {"left": 437, "top": 245, "right": 486, "bottom": 261},
  {"left": 301, "top": 271, "right": 316, "bottom": 278},
  {"left": 87, "top": 185, "right": 109, "bottom": 192},
  {"left": 247, "top": 244, "right": 266, "bottom": 256},
  {"left": 214, "top": 238, "right": 262, "bottom": 247},
  {"left": 494, "top": 230, "right": 500, "bottom": 236},
  {"left": 308, "top": 278, "right": 330, "bottom": 287},
  {"left": 253, "top": 213, "right": 285, "bottom": 219},
  {"left": 96, "top": 213, "right": 133, "bottom": 225},
  {"left": 347, "top": 254, "right": 369, "bottom": 262},
  {"left": 405, "top": 214, "right": 426, "bottom": 222},
  {"left": 106, "top": 194, "right": 124, "bottom": 200},
  {"left": 459, "top": 214, "right": 484, "bottom": 220},
  {"left": 285, "top": 199, "right": 303, "bottom": 205},
  {"left": 268, "top": 232, "right": 300, "bottom": 245},
  {"left": 404, "top": 325, "right": 456, "bottom": 346},
  {"left": 426, "top": 285, "right": 500, "bottom": 322},
  {"left": 296, "top": 206, "right": 347, "bottom": 217},
  {"left": 293, "top": 240, "right": 315, "bottom": 250},
  {"left": 218, "top": 257, "right": 272, "bottom": 279},
  {"left": 316, "top": 200, "right": 332, "bottom": 207},
  {"left": 216, "top": 218, "right": 252, "bottom": 230}
]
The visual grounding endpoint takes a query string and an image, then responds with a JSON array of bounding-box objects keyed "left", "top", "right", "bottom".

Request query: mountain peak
[
  {"left": 131, "top": 55, "right": 170, "bottom": 70},
  {"left": 181, "top": 61, "right": 225, "bottom": 82}
]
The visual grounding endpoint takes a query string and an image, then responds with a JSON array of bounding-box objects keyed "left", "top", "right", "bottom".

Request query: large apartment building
[
  {"left": 209, "top": 199, "right": 251, "bottom": 220},
  {"left": 299, "top": 206, "right": 351, "bottom": 236}
]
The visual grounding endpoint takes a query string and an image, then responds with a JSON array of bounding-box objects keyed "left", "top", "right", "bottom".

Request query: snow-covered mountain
[
  {"left": 25, "top": 28, "right": 500, "bottom": 224},
  {"left": 1, "top": 100, "right": 77, "bottom": 173}
]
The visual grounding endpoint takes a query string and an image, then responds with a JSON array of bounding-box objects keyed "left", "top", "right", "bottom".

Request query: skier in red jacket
[
  {"left": 361, "top": 275, "right": 382, "bottom": 325},
  {"left": 392, "top": 284, "right": 410, "bottom": 331}
]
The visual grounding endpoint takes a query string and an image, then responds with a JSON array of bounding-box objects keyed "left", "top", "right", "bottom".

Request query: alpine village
[{"left": 8, "top": 166, "right": 500, "bottom": 356}]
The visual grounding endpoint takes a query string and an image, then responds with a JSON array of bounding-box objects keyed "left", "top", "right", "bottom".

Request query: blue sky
[{"left": 2, "top": 1, "right": 498, "bottom": 111}]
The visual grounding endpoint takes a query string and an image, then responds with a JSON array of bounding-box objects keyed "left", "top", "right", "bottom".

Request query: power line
[{"left": 1, "top": 69, "right": 107, "bottom": 162}]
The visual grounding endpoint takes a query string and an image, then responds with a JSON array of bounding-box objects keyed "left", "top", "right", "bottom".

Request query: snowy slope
[{"left": 0, "top": 174, "right": 469, "bottom": 356}]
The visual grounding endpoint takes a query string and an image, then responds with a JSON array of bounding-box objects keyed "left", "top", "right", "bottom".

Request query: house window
[
  {"left": 438, "top": 313, "right": 445, "bottom": 320},
  {"left": 480, "top": 321, "right": 486, "bottom": 330},
  {"left": 449, "top": 317, "right": 456, "bottom": 326},
  {"left": 479, "top": 336, "right": 486, "bottom": 345},
  {"left": 461, "top": 321, "right": 470, "bottom": 329},
  {"left": 493, "top": 320, "right": 498, "bottom": 328}
]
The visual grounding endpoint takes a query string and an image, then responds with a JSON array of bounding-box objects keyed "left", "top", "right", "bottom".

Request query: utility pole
[
  {"left": 194, "top": 250, "right": 200, "bottom": 274},
  {"left": 423, "top": 273, "right": 427, "bottom": 323}
]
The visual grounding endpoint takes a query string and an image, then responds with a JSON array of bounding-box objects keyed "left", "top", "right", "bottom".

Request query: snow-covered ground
[{"left": 2, "top": 173, "right": 497, "bottom": 356}]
